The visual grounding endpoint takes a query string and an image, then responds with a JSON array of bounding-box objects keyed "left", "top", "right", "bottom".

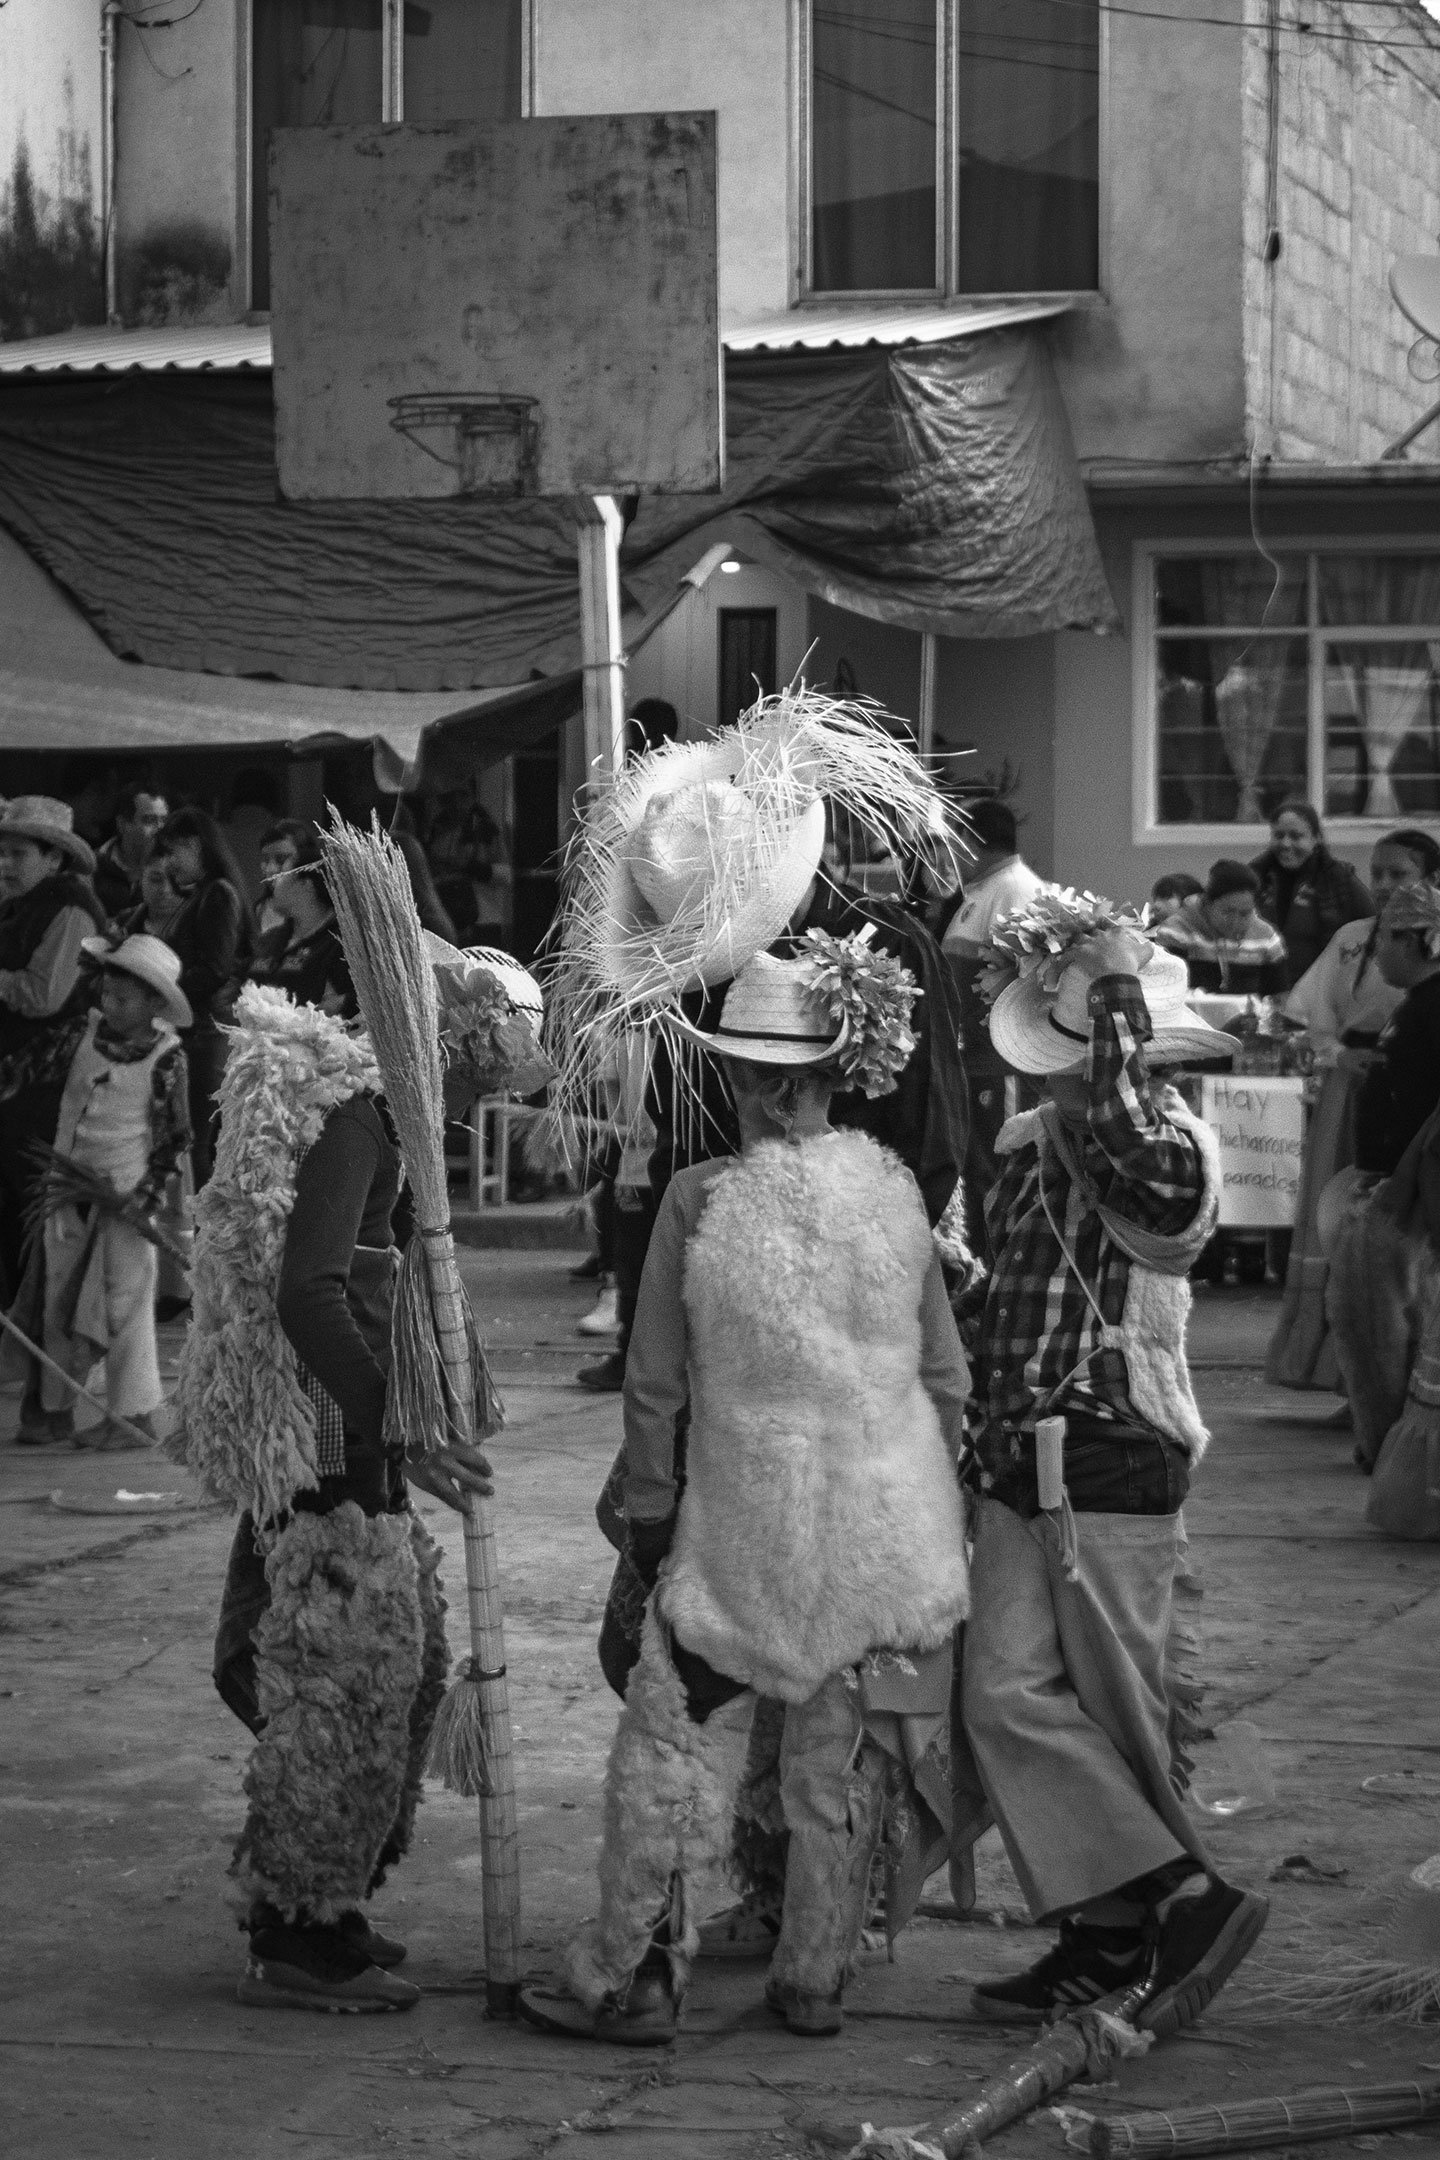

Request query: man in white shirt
[{"left": 942, "top": 800, "right": 1046, "bottom": 1258}]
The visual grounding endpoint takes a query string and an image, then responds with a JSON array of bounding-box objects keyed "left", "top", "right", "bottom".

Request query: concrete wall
[
  {"left": 0, "top": 0, "right": 102, "bottom": 338},
  {"left": 626, "top": 560, "right": 810, "bottom": 734},
  {"left": 113, "top": 0, "right": 239, "bottom": 324},
  {"left": 1053, "top": 0, "right": 1248, "bottom": 465},
  {"left": 1243, "top": 1, "right": 1440, "bottom": 463},
  {"left": 533, "top": 0, "right": 791, "bottom": 326}
]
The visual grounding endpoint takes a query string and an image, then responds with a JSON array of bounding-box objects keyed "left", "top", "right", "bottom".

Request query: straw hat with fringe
[{"left": 544, "top": 687, "right": 959, "bottom": 1145}]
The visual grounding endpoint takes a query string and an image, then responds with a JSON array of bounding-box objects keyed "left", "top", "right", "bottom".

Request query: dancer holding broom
[{"left": 181, "top": 911, "right": 547, "bottom": 2013}]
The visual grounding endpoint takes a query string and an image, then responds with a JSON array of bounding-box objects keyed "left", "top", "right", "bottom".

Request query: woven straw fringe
[
  {"left": 425, "top": 1662, "right": 495, "bottom": 1798},
  {"left": 383, "top": 1237, "right": 505, "bottom": 1462},
  {"left": 540, "top": 688, "right": 964, "bottom": 1166}
]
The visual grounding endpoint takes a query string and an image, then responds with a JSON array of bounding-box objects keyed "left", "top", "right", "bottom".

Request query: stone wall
[{"left": 1244, "top": 0, "right": 1440, "bottom": 462}]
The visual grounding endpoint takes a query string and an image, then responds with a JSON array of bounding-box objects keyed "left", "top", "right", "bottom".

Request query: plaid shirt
[{"left": 967, "top": 975, "right": 1208, "bottom": 1483}]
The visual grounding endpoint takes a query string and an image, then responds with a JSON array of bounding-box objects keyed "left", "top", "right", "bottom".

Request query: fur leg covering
[
  {"left": 770, "top": 1673, "right": 886, "bottom": 1999},
  {"left": 229, "top": 1503, "right": 424, "bottom": 1925},
  {"left": 729, "top": 1696, "right": 788, "bottom": 1901},
  {"left": 371, "top": 1514, "right": 450, "bottom": 1892},
  {"left": 565, "top": 1613, "right": 753, "bottom": 2010}
]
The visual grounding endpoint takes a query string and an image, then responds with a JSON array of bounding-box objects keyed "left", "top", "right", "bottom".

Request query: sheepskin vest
[
  {"left": 995, "top": 1093, "right": 1219, "bottom": 1463},
  {"left": 658, "top": 1129, "right": 970, "bottom": 1703},
  {"left": 170, "top": 985, "right": 381, "bottom": 1522}
]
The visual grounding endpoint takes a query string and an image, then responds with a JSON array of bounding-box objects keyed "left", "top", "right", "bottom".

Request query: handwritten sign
[{"left": 1198, "top": 1075, "right": 1305, "bottom": 1227}]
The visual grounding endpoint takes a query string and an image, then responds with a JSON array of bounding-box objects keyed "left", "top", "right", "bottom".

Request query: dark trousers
[
  {"left": 0, "top": 1078, "right": 62, "bottom": 1308},
  {"left": 186, "top": 1026, "right": 228, "bottom": 1189},
  {"left": 614, "top": 1183, "right": 659, "bottom": 1363}
]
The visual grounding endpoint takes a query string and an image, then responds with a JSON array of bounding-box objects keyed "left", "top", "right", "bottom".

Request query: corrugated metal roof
[
  {"left": 0, "top": 323, "right": 274, "bottom": 376},
  {"left": 722, "top": 298, "right": 1072, "bottom": 352},
  {"left": 0, "top": 299, "right": 1070, "bottom": 376}
]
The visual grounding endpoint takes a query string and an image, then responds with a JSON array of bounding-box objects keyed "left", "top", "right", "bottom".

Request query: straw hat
[
  {"left": 0, "top": 795, "right": 96, "bottom": 875},
  {"left": 422, "top": 930, "right": 544, "bottom": 1021},
  {"left": 605, "top": 755, "right": 828, "bottom": 997},
  {"left": 989, "top": 944, "right": 1232, "bottom": 1075},
  {"left": 82, "top": 933, "right": 192, "bottom": 1029},
  {"left": 667, "top": 952, "right": 845, "bottom": 1069}
]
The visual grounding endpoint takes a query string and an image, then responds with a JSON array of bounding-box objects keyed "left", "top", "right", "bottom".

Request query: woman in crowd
[
  {"left": 1251, "top": 801, "right": 1372, "bottom": 987},
  {"left": 246, "top": 836, "right": 355, "bottom": 1017},
  {"left": 1154, "top": 860, "right": 1288, "bottom": 995},
  {"left": 154, "top": 809, "right": 253, "bottom": 1185},
  {"left": 1267, "top": 829, "right": 1440, "bottom": 1391},
  {"left": 1325, "top": 885, "right": 1440, "bottom": 1530}
]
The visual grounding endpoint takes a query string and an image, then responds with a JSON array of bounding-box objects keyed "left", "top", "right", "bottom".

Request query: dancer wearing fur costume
[
  {"left": 955, "top": 911, "right": 1268, "bottom": 2037},
  {"left": 176, "top": 983, "right": 497, "bottom": 2014},
  {"left": 521, "top": 947, "right": 971, "bottom": 2046}
]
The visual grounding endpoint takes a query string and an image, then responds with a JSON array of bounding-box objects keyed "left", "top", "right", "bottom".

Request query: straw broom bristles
[{"left": 320, "top": 812, "right": 522, "bottom": 2015}]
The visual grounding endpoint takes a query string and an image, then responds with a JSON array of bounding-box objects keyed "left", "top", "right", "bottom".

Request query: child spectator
[{"left": 15, "top": 937, "right": 191, "bottom": 1447}]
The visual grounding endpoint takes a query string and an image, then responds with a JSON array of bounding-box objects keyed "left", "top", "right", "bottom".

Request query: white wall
[
  {"left": 533, "top": 0, "right": 792, "bottom": 326},
  {"left": 627, "top": 560, "right": 809, "bottom": 735}
]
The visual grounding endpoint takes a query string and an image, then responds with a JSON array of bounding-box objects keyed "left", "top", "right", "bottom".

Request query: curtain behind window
[
  {"left": 953, "top": 0, "right": 1098, "bottom": 294},
  {"left": 812, "top": 0, "right": 938, "bottom": 292}
]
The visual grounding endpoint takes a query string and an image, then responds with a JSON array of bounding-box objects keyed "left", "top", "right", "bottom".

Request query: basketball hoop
[{"left": 387, "top": 391, "right": 541, "bottom": 498}]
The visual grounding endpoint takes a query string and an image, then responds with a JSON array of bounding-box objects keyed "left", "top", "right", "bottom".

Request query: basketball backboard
[{"left": 270, "top": 113, "right": 722, "bottom": 503}]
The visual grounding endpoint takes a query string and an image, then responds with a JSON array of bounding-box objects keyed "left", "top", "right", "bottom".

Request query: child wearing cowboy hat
[
  {"left": 951, "top": 904, "right": 1269, "bottom": 2037},
  {"left": 2, "top": 935, "right": 191, "bottom": 1448},
  {"left": 522, "top": 936, "right": 971, "bottom": 2047}
]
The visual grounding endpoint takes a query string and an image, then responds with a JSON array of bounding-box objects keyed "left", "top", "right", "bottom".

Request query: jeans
[{"left": 987, "top": 1414, "right": 1190, "bottom": 1520}]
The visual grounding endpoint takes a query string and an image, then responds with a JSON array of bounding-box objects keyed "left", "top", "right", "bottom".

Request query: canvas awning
[{"left": 0, "top": 307, "right": 1116, "bottom": 707}]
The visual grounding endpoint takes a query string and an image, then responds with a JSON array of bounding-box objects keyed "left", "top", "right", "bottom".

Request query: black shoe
[
  {"left": 337, "top": 1909, "right": 407, "bottom": 1968},
  {"left": 155, "top": 1295, "right": 192, "bottom": 1324},
  {"left": 569, "top": 1253, "right": 602, "bottom": 1280},
  {"left": 577, "top": 1353, "right": 625, "bottom": 1393},
  {"left": 971, "top": 1920, "right": 1149, "bottom": 2026},
  {"left": 1131, "top": 1878, "right": 1268, "bottom": 2039},
  {"left": 240, "top": 1917, "right": 419, "bottom": 2014}
]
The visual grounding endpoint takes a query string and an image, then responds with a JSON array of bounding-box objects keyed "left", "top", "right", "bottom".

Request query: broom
[
  {"left": 1080, "top": 2077, "right": 1440, "bottom": 2156},
  {"left": 320, "top": 814, "right": 521, "bottom": 2019}
]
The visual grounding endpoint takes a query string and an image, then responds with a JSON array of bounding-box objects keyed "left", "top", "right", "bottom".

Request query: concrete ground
[{"left": 4, "top": 1260, "right": 1440, "bottom": 2160}]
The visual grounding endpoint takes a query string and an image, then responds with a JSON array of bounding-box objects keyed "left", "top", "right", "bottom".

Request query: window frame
[
  {"left": 240, "top": 0, "right": 535, "bottom": 315},
  {"left": 794, "top": 0, "right": 1108, "bottom": 306},
  {"left": 1132, "top": 535, "right": 1440, "bottom": 849}
]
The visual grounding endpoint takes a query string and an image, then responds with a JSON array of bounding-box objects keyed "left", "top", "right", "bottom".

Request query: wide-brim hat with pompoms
[
  {"left": 423, "top": 930, "right": 553, "bottom": 1097},
  {"left": 990, "top": 943, "right": 1233, "bottom": 1075}
]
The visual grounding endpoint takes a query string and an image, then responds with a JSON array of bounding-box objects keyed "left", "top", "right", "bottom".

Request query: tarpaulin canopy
[{"left": 0, "top": 325, "right": 1117, "bottom": 702}]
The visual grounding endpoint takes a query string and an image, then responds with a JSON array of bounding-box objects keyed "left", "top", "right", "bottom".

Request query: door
[{"left": 718, "top": 607, "right": 778, "bottom": 730}]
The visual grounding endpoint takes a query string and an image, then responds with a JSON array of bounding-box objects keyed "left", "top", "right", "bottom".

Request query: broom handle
[
  {"left": 0, "top": 1306, "right": 157, "bottom": 1450},
  {"left": 420, "top": 1227, "right": 523, "bottom": 2017}
]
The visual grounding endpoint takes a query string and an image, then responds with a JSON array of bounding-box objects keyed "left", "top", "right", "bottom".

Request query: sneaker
[
  {"left": 337, "top": 1909, "right": 407, "bottom": 1969},
  {"left": 697, "top": 1892, "right": 783, "bottom": 1961},
  {"left": 576, "top": 1353, "right": 625, "bottom": 1393},
  {"left": 1130, "top": 1877, "right": 1268, "bottom": 2039},
  {"left": 16, "top": 1404, "right": 67, "bottom": 1446},
  {"left": 577, "top": 1283, "right": 620, "bottom": 1337},
  {"left": 971, "top": 1919, "right": 1149, "bottom": 2026},
  {"left": 764, "top": 1978, "right": 844, "bottom": 2037},
  {"left": 238, "top": 1918, "right": 419, "bottom": 2014}
]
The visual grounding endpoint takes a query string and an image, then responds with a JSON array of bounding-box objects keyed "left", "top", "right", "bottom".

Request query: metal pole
[
  {"left": 918, "top": 630, "right": 938, "bottom": 761},
  {"left": 577, "top": 494, "right": 626, "bottom": 778}
]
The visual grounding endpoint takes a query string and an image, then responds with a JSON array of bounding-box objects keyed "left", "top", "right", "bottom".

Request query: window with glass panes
[
  {"left": 807, "top": 0, "right": 1099, "bottom": 297},
  {"left": 250, "top": 0, "right": 523, "bottom": 311},
  {"left": 1147, "top": 551, "right": 1440, "bottom": 830}
]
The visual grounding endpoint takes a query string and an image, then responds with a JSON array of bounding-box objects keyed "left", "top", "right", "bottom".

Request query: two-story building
[{"left": 4, "top": 0, "right": 1440, "bottom": 930}]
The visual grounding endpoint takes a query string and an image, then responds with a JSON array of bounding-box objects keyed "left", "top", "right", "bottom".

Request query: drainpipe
[{"left": 100, "top": 1, "right": 122, "bottom": 322}]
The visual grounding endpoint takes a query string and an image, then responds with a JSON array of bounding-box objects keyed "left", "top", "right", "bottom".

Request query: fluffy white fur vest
[
  {"left": 169, "top": 987, "right": 380, "bottom": 1520},
  {"left": 994, "top": 1092, "right": 1218, "bottom": 1464},
  {"left": 658, "top": 1130, "right": 969, "bottom": 1702}
]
